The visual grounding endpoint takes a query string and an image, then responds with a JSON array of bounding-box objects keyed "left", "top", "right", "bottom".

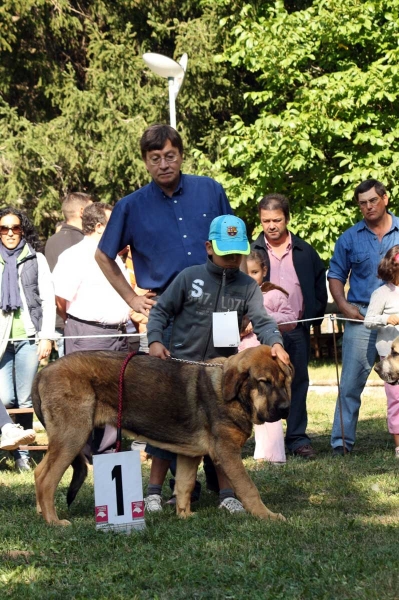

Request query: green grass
[
  {"left": 1, "top": 389, "right": 398, "bottom": 600},
  {"left": 308, "top": 358, "right": 382, "bottom": 384}
]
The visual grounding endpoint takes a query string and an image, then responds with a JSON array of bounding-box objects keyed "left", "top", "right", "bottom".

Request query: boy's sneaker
[
  {"left": 395, "top": 446, "right": 399, "bottom": 459},
  {"left": 144, "top": 494, "right": 163, "bottom": 512},
  {"left": 218, "top": 497, "right": 245, "bottom": 513},
  {"left": 0, "top": 424, "right": 36, "bottom": 451},
  {"left": 15, "top": 457, "right": 31, "bottom": 472}
]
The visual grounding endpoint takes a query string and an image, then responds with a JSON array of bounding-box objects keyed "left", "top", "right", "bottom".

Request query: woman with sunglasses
[{"left": 0, "top": 207, "right": 56, "bottom": 471}]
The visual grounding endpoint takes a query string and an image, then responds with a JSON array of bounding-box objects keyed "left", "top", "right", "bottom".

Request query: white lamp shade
[{"left": 142, "top": 53, "right": 184, "bottom": 79}]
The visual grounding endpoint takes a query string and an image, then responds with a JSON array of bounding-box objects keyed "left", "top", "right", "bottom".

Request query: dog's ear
[
  {"left": 276, "top": 358, "right": 294, "bottom": 381},
  {"left": 222, "top": 365, "right": 249, "bottom": 401}
]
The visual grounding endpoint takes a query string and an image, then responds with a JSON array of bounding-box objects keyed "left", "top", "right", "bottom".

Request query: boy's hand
[
  {"left": 149, "top": 342, "right": 171, "bottom": 360},
  {"left": 271, "top": 343, "right": 290, "bottom": 365}
]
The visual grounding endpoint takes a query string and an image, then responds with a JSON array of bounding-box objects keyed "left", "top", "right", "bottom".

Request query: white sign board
[
  {"left": 93, "top": 450, "right": 145, "bottom": 533},
  {"left": 213, "top": 311, "right": 240, "bottom": 347}
]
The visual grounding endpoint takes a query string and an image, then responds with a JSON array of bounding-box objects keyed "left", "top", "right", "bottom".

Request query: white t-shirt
[{"left": 53, "top": 236, "right": 130, "bottom": 325}]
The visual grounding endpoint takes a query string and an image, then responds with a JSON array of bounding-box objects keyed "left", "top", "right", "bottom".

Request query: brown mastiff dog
[
  {"left": 374, "top": 335, "right": 399, "bottom": 384},
  {"left": 32, "top": 345, "right": 293, "bottom": 526}
]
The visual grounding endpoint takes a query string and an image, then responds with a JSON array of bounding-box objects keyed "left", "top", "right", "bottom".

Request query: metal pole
[
  {"left": 168, "top": 77, "right": 176, "bottom": 129},
  {"left": 331, "top": 314, "right": 348, "bottom": 454}
]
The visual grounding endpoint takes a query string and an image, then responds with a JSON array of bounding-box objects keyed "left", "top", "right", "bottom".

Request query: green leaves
[{"left": 202, "top": 0, "right": 399, "bottom": 258}]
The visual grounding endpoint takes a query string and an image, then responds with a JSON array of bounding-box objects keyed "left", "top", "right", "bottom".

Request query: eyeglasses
[
  {"left": 358, "top": 196, "right": 381, "bottom": 208},
  {"left": 147, "top": 153, "right": 179, "bottom": 166},
  {"left": 0, "top": 225, "right": 22, "bottom": 236}
]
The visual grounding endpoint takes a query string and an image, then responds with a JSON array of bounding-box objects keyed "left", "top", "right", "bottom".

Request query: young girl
[
  {"left": 364, "top": 245, "right": 399, "bottom": 458},
  {"left": 239, "top": 251, "right": 296, "bottom": 464}
]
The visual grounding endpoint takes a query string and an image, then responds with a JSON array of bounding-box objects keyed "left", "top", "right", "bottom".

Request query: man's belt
[{"left": 66, "top": 313, "right": 127, "bottom": 331}]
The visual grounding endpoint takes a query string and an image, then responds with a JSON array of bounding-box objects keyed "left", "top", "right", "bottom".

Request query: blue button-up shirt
[
  {"left": 98, "top": 174, "right": 232, "bottom": 290},
  {"left": 328, "top": 211, "right": 399, "bottom": 304}
]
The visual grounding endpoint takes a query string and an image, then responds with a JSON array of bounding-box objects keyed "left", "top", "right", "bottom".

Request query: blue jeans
[
  {"left": 0, "top": 339, "right": 39, "bottom": 460},
  {"left": 331, "top": 322, "right": 378, "bottom": 450},
  {"left": 55, "top": 327, "right": 65, "bottom": 359},
  {"left": 283, "top": 324, "right": 312, "bottom": 452}
]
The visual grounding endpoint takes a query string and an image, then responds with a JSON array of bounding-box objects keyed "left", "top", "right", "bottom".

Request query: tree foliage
[
  {"left": 1, "top": 0, "right": 399, "bottom": 258},
  {"left": 0, "top": 0, "right": 247, "bottom": 236},
  {"left": 204, "top": 0, "right": 399, "bottom": 259}
]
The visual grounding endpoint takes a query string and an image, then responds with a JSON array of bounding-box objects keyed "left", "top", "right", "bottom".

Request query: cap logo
[{"left": 227, "top": 226, "right": 238, "bottom": 237}]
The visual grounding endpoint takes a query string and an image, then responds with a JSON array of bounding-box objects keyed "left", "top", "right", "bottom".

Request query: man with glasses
[
  {"left": 328, "top": 179, "right": 399, "bottom": 455},
  {"left": 96, "top": 124, "right": 232, "bottom": 315},
  {"left": 95, "top": 124, "right": 233, "bottom": 512}
]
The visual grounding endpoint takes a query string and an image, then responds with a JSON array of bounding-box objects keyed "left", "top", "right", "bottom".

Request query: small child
[
  {"left": 239, "top": 251, "right": 296, "bottom": 464},
  {"left": 364, "top": 244, "right": 399, "bottom": 458},
  {"left": 146, "top": 215, "right": 290, "bottom": 513}
]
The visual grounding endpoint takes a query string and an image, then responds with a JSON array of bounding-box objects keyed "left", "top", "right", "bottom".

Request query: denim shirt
[
  {"left": 328, "top": 211, "right": 399, "bottom": 304},
  {"left": 98, "top": 174, "right": 232, "bottom": 291}
]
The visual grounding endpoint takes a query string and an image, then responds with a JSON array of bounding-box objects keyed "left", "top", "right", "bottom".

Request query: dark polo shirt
[{"left": 98, "top": 174, "right": 232, "bottom": 292}]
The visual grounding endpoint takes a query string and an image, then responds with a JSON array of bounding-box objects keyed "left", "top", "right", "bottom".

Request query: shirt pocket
[{"left": 351, "top": 251, "right": 372, "bottom": 278}]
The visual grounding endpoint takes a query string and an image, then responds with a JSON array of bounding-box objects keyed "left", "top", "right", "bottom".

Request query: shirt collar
[
  {"left": 265, "top": 231, "right": 292, "bottom": 252},
  {"left": 151, "top": 172, "right": 184, "bottom": 198},
  {"left": 358, "top": 210, "right": 399, "bottom": 232}
]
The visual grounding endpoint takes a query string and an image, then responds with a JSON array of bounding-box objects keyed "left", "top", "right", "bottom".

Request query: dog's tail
[
  {"left": 67, "top": 453, "right": 88, "bottom": 507},
  {"left": 31, "top": 372, "right": 46, "bottom": 429}
]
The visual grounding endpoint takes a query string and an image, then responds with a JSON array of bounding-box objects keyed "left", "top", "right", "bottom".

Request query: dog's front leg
[
  {"left": 213, "top": 444, "right": 286, "bottom": 521},
  {"left": 174, "top": 455, "right": 202, "bottom": 518}
]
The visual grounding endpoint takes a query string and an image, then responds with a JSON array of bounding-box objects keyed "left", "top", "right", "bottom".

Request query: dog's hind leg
[
  {"left": 174, "top": 455, "right": 202, "bottom": 518},
  {"left": 35, "top": 435, "right": 90, "bottom": 526},
  {"left": 213, "top": 443, "right": 286, "bottom": 521}
]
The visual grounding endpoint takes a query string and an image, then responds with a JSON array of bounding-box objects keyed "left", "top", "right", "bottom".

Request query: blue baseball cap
[{"left": 208, "top": 215, "right": 250, "bottom": 256}]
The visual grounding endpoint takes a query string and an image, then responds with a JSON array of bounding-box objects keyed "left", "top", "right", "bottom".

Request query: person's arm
[
  {"left": 95, "top": 247, "right": 156, "bottom": 315},
  {"left": 55, "top": 296, "right": 67, "bottom": 322},
  {"left": 313, "top": 252, "right": 328, "bottom": 317},
  {"left": 364, "top": 288, "right": 396, "bottom": 328},
  {"left": 245, "top": 283, "right": 290, "bottom": 365},
  {"left": 36, "top": 253, "right": 57, "bottom": 359},
  {"left": 264, "top": 290, "right": 297, "bottom": 332},
  {"left": 328, "top": 278, "right": 363, "bottom": 321}
]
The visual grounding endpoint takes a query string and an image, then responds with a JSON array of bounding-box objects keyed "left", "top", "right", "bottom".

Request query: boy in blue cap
[{"left": 145, "top": 215, "right": 289, "bottom": 513}]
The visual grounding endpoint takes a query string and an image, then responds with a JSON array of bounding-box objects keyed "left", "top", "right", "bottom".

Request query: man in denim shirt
[{"left": 328, "top": 179, "right": 399, "bottom": 455}]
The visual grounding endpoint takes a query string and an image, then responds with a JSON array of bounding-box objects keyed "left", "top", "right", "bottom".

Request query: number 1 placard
[{"left": 93, "top": 450, "right": 145, "bottom": 533}]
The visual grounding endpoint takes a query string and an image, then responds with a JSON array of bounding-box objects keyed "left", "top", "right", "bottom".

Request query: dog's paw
[
  {"left": 49, "top": 518, "right": 72, "bottom": 527},
  {"left": 274, "top": 512, "right": 286, "bottom": 522},
  {"left": 176, "top": 508, "right": 193, "bottom": 519}
]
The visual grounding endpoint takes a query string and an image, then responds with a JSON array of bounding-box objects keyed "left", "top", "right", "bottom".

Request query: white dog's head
[{"left": 374, "top": 336, "right": 399, "bottom": 385}]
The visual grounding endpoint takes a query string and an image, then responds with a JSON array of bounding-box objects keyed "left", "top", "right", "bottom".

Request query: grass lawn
[{"left": 1, "top": 372, "right": 398, "bottom": 599}]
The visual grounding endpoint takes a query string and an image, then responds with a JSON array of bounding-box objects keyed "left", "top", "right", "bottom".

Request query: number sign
[{"left": 93, "top": 450, "right": 145, "bottom": 533}]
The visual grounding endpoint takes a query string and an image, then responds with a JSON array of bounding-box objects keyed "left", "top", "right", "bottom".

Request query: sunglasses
[{"left": 0, "top": 225, "right": 23, "bottom": 236}]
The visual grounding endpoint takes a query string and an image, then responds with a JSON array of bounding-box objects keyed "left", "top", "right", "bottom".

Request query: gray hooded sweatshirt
[{"left": 147, "top": 258, "right": 283, "bottom": 361}]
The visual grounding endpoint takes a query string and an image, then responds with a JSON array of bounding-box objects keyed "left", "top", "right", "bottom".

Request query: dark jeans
[{"left": 283, "top": 324, "right": 311, "bottom": 452}]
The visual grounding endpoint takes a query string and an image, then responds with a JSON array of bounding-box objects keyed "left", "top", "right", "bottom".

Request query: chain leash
[{"left": 168, "top": 356, "right": 224, "bottom": 368}]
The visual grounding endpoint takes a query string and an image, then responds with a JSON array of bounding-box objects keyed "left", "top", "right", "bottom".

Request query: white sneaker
[
  {"left": 144, "top": 494, "right": 163, "bottom": 512},
  {"left": 0, "top": 424, "right": 36, "bottom": 451},
  {"left": 218, "top": 497, "right": 246, "bottom": 513},
  {"left": 15, "top": 457, "right": 31, "bottom": 472},
  {"left": 395, "top": 446, "right": 399, "bottom": 459}
]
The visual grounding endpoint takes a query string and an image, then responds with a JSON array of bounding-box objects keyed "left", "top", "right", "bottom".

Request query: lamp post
[{"left": 142, "top": 52, "right": 188, "bottom": 129}]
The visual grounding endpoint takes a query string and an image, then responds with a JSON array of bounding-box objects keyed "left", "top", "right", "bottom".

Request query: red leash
[{"left": 116, "top": 351, "right": 137, "bottom": 452}]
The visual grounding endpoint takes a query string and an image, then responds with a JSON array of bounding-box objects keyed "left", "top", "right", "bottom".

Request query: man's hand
[
  {"left": 149, "top": 342, "right": 170, "bottom": 360},
  {"left": 271, "top": 343, "right": 290, "bottom": 365},
  {"left": 340, "top": 302, "right": 364, "bottom": 321},
  {"left": 130, "top": 292, "right": 157, "bottom": 316},
  {"left": 387, "top": 314, "right": 399, "bottom": 326}
]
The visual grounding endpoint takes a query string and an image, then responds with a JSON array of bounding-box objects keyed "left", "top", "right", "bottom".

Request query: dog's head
[
  {"left": 222, "top": 345, "right": 293, "bottom": 423},
  {"left": 374, "top": 335, "right": 399, "bottom": 385}
]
